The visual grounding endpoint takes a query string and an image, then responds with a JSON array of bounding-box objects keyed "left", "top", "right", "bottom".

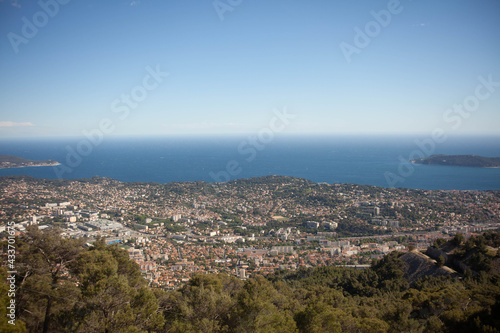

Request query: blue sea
[{"left": 1, "top": 135, "right": 499, "bottom": 190}]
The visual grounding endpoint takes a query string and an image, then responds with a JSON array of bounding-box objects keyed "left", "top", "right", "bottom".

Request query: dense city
[{"left": 1, "top": 175, "right": 499, "bottom": 289}]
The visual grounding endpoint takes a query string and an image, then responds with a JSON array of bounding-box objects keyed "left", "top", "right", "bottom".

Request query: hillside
[
  {"left": 426, "top": 231, "right": 500, "bottom": 275},
  {"left": 411, "top": 154, "right": 500, "bottom": 168},
  {"left": 2, "top": 228, "right": 500, "bottom": 332},
  {"left": 399, "top": 250, "right": 457, "bottom": 285}
]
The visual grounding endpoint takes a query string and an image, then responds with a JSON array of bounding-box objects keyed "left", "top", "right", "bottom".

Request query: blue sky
[{"left": 0, "top": 0, "right": 499, "bottom": 137}]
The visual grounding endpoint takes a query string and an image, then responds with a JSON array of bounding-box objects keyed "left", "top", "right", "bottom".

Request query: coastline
[
  {"left": 412, "top": 161, "right": 500, "bottom": 169},
  {"left": 0, "top": 162, "right": 61, "bottom": 170},
  {"left": 1, "top": 137, "right": 500, "bottom": 190}
]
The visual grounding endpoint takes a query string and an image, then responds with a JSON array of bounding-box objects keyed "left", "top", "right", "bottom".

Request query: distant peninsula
[
  {"left": 0, "top": 155, "right": 60, "bottom": 169},
  {"left": 411, "top": 154, "right": 500, "bottom": 168}
]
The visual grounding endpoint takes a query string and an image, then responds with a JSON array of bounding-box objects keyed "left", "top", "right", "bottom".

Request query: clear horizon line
[{"left": 1, "top": 132, "right": 500, "bottom": 140}]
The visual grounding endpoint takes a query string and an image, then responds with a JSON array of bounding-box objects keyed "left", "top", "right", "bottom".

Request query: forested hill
[
  {"left": 412, "top": 154, "right": 500, "bottom": 168},
  {"left": 1, "top": 227, "right": 500, "bottom": 332},
  {"left": 426, "top": 231, "right": 500, "bottom": 276}
]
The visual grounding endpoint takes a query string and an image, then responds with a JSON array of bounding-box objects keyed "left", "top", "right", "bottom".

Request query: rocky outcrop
[{"left": 399, "top": 251, "right": 457, "bottom": 285}]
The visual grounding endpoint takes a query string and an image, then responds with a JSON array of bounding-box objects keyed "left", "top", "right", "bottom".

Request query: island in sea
[
  {"left": 411, "top": 154, "right": 500, "bottom": 168},
  {"left": 0, "top": 155, "right": 60, "bottom": 169}
]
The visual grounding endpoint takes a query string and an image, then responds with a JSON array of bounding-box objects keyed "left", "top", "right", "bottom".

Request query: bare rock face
[{"left": 399, "top": 251, "right": 457, "bottom": 285}]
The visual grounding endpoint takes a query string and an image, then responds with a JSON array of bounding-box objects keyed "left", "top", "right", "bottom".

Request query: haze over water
[{"left": 1, "top": 135, "right": 499, "bottom": 191}]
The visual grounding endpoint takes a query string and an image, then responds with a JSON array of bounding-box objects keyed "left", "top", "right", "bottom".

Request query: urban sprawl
[{"left": 1, "top": 175, "right": 499, "bottom": 289}]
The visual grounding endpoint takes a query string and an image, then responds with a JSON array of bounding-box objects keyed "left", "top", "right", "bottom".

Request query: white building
[{"left": 29, "top": 216, "right": 37, "bottom": 225}]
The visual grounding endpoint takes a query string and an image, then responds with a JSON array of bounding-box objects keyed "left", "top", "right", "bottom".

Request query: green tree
[
  {"left": 433, "top": 238, "right": 447, "bottom": 248},
  {"left": 15, "top": 226, "right": 84, "bottom": 333},
  {"left": 452, "top": 233, "right": 465, "bottom": 246},
  {"left": 232, "top": 276, "right": 298, "bottom": 333},
  {"left": 294, "top": 301, "right": 342, "bottom": 333},
  {"left": 71, "top": 243, "right": 164, "bottom": 332},
  {"left": 437, "top": 255, "right": 445, "bottom": 267},
  {"left": 166, "top": 274, "right": 242, "bottom": 332},
  {"left": 0, "top": 266, "right": 27, "bottom": 332}
]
